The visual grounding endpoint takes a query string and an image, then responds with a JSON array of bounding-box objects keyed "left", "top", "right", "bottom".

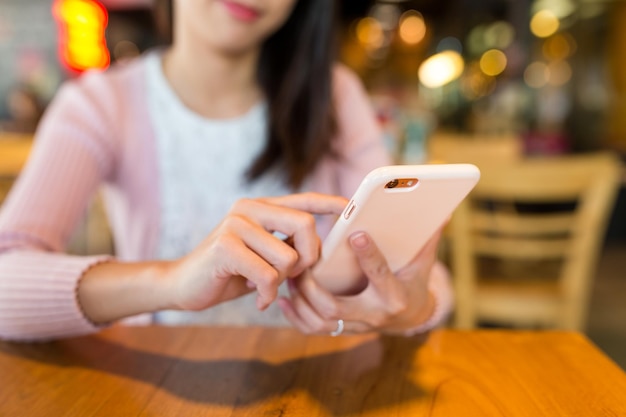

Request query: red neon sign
[{"left": 53, "top": 0, "right": 110, "bottom": 73}]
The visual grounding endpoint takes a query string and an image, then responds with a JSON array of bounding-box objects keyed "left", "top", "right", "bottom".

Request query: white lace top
[{"left": 145, "top": 52, "right": 293, "bottom": 326}]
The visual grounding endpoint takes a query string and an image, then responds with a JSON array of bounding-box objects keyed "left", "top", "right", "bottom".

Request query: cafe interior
[{"left": 1, "top": 0, "right": 625, "bottom": 411}]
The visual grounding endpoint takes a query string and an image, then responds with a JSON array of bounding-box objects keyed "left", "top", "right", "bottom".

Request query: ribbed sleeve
[
  {"left": 0, "top": 72, "right": 119, "bottom": 341},
  {"left": 0, "top": 57, "right": 455, "bottom": 340},
  {"left": 0, "top": 252, "right": 110, "bottom": 341}
]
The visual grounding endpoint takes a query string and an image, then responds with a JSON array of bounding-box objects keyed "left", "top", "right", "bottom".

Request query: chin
[
  {"left": 208, "top": 28, "right": 267, "bottom": 55},
  {"left": 212, "top": 39, "right": 261, "bottom": 56}
]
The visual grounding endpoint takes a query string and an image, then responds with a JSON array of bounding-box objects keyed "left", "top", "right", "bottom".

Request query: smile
[{"left": 221, "top": 1, "right": 262, "bottom": 22}]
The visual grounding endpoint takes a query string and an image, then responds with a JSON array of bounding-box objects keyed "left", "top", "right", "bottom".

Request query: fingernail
[
  {"left": 246, "top": 280, "right": 257, "bottom": 289},
  {"left": 350, "top": 232, "right": 369, "bottom": 249}
]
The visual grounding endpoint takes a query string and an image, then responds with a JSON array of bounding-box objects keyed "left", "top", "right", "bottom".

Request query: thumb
[{"left": 349, "top": 232, "right": 392, "bottom": 289}]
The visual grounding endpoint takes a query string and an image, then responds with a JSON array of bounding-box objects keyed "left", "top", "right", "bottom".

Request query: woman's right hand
[
  {"left": 164, "top": 193, "right": 348, "bottom": 312},
  {"left": 78, "top": 193, "right": 347, "bottom": 325}
]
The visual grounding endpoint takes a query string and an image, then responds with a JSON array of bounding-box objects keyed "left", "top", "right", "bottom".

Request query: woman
[{"left": 0, "top": 0, "right": 452, "bottom": 341}]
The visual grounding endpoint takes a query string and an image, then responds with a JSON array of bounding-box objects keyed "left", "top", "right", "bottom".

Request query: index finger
[
  {"left": 230, "top": 196, "right": 342, "bottom": 277},
  {"left": 262, "top": 192, "right": 349, "bottom": 216}
]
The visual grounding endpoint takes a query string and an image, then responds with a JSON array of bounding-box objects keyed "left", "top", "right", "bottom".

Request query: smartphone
[{"left": 313, "top": 164, "right": 480, "bottom": 295}]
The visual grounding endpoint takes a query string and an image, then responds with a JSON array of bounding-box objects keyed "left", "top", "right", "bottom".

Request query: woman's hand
[
  {"left": 165, "top": 193, "right": 348, "bottom": 312},
  {"left": 277, "top": 229, "right": 441, "bottom": 335},
  {"left": 77, "top": 193, "right": 347, "bottom": 325}
]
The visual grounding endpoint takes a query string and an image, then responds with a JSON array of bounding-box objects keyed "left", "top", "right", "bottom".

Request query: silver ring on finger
[{"left": 330, "top": 319, "right": 344, "bottom": 337}]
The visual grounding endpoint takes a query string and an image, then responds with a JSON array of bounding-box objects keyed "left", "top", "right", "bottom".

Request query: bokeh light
[
  {"left": 479, "top": 49, "right": 507, "bottom": 76},
  {"left": 356, "top": 17, "right": 384, "bottom": 50},
  {"left": 418, "top": 50, "right": 465, "bottom": 88},
  {"left": 532, "top": 0, "right": 576, "bottom": 19},
  {"left": 484, "top": 21, "right": 515, "bottom": 49},
  {"left": 113, "top": 40, "right": 140, "bottom": 62},
  {"left": 462, "top": 62, "right": 497, "bottom": 100},
  {"left": 399, "top": 10, "right": 426, "bottom": 45},
  {"left": 530, "top": 10, "right": 560, "bottom": 38},
  {"left": 467, "top": 24, "right": 487, "bottom": 56},
  {"left": 437, "top": 36, "right": 463, "bottom": 54},
  {"left": 370, "top": 3, "right": 400, "bottom": 31},
  {"left": 524, "top": 61, "right": 549, "bottom": 88},
  {"left": 543, "top": 33, "right": 576, "bottom": 60},
  {"left": 547, "top": 60, "right": 572, "bottom": 86}
]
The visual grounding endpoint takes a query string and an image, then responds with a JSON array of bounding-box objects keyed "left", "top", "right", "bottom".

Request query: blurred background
[{"left": 0, "top": 0, "right": 625, "bottom": 367}]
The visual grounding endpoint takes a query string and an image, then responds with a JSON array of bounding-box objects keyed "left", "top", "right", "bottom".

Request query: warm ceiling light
[
  {"left": 419, "top": 51, "right": 465, "bottom": 88},
  {"left": 524, "top": 61, "right": 549, "bottom": 88},
  {"left": 479, "top": 49, "right": 507, "bottom": 76},
  {"left": 356, "top": 17, "right": 384, "bottom": 50},
  {"left": 399, "top": 10, "right": 426, "bottom": 45},
  {"left": 530, "top": 10, "right": 560, "bottom": 38}
]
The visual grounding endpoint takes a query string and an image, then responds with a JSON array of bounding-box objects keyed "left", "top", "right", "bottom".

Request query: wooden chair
[
  {"left": 0, "top": 133, "right": 114, "bottom": 256},
  {"left": 427, "top": 131, "right": 523, "bottom": 166},
  {"left": 0, "top": 134, "right": 32, "bottom": 208},
  {"left": 450, "top": 152, "right": 622, "bottom": 330},
  {"left": 66, "top": 193, "right": 115, "bottom": 256}
]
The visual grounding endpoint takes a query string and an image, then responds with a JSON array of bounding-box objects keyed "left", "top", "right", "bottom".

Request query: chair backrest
[
  {"left": 0, "top": 134, "right": 113, "bottom": 255},
  {"left": 0, "top": 133, "right": 33, "bottom": 178},
  {"left": 0, "top": 135, "right": 33, "bottom": 208},
  {"left": 427, "top": 131, "right": 523, "bottom": 166},
  {"left": 450, "top": 152, "right": 622, "bottom": 330}
]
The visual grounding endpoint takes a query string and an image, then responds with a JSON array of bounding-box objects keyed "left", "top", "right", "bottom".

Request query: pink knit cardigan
[{"left": 0, "top": 56, "right": 452, "bottom": 341}]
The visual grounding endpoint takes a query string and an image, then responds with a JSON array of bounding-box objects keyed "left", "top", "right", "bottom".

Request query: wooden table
[{"left": 1, "top": 326, "right": 625, "bottom": 416}]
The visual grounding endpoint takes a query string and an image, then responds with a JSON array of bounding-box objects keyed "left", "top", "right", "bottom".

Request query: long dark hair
[
  {"left": 251, "top": 1, "right": 337, "bottom": 189},
  {"left": 155, "top": 1, "right": 338, "bottom": 189}
]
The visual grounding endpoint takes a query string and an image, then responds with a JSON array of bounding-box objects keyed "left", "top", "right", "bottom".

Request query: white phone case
[{"left": 313, "top": 164, "right": 480, "bottom": 294}]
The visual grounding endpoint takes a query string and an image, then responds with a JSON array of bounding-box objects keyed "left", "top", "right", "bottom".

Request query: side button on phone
[{"left": 344, "top": 200, "right": 356, "bottom": 220}]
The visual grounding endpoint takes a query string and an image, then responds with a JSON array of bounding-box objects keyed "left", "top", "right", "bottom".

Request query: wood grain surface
[{"left": 1, "top": 326, "right": 625, "bottom": 416}]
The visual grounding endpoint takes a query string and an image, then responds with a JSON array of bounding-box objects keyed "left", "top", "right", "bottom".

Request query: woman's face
[{"left": 175, "top": 0, "right": 297, "bottom": 54}]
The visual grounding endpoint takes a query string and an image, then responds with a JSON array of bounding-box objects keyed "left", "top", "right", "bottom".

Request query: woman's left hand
[{"left": 277, "top": 229, "right": 441, "bottom": 335}]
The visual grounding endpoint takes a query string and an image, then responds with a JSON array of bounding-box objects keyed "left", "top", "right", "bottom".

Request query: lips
[{"left": 221, "top": 1, "right": 261, "bottom": 22}]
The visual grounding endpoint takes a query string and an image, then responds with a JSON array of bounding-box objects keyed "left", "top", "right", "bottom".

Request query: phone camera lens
[{"left": 385, "top": 179, "right": 399, "bottom": 189}]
